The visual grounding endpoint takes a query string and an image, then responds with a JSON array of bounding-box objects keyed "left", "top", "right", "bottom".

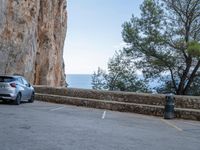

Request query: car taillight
[{"left": 10, "top": 83, "right": 16, "bottom": 88}]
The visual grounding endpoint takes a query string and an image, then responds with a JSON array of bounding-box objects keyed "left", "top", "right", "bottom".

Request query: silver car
[{"left": 0, "top": 75, "right": 35, "bottom": 105}]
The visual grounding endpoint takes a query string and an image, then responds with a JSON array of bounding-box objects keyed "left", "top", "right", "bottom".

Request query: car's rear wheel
[
  {"left": 2, "top": 100, "right": 7, "bottom": 104},
  {"left": 28, "top": 93, "right": 34, "bottom": 103},
  {"left": 14, "top": 93, "right": 21, "bottom": 105}
]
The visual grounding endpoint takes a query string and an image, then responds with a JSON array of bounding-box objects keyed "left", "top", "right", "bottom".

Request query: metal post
[{"left": 164, "top": 94, "right": 175, "bottom": 119}]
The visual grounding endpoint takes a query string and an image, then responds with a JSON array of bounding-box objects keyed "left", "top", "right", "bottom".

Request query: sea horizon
[
  {"left": 66, "top": 74, "right": 93, "bottom": 89},
  {"left": 66, "top": 74, "right": 160, "bottom": 90}
]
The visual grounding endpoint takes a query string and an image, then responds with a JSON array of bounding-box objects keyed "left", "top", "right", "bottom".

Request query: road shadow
[{"left": 0, "top": 100, "right": 29, "bottom": 105}]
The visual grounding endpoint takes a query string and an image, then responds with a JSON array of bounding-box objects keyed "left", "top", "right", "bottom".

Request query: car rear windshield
[{"left": 0, "top": 77, "right": 15, "bottom": 82}]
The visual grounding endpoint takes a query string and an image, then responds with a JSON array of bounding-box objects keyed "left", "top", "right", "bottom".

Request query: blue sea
[
  {"left": 66, "top": 74, "right": 93, "bottom": 89},
  {"left": 66, "top": 74, "right": 160, "bottom": 89}
]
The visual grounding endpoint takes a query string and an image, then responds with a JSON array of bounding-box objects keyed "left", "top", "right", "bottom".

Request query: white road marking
[
  {"left": 50, "top": 106, "right": 65, "bottom": 111},
  {"left": 161, "top": 119, "right": 183, "bottom": 132},
  {"left": 102, "top": 111, "right": 106, "bottom": 119},
  {"left": 182, "top": 121, "right": 200, "bottom": 127}
]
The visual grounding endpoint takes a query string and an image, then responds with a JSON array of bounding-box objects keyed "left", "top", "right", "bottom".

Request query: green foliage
[
  {"left": 121, "top": 0, "right": 200, "bottom": 95},
  {"left": 188, "top": 77, "right": 200, "bottom": 96},
  {"left": 156, "top": 75, "right": 200, "bottom": 96},
  {"left": 92, "top": 0, "right": 200, "bottom": 95},
  {"left": 92, "top": 67, "right": 107, "bottom": 90},
  {"left": 187, "top": 41, "right": 200, "bottom": 57},
  {"left": 92, "top": 51, "right": 148, "bottom": 92}
]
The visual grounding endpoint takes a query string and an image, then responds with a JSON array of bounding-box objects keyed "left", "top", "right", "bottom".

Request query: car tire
[
  {"left": 2, "top": 100, "right": 7, "bottom": 104},
  {"left": 28, "top": 93, "right": 34, "bottom": 103},
  {"left": 14, "top": 93, "right": 21, "bottom": 105}
]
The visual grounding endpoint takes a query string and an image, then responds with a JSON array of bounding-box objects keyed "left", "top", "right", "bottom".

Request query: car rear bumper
[{"left": 0, "top": 94, "right": 16, "bottom": 101}]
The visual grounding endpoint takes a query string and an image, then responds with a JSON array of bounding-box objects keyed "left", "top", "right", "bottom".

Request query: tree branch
[
  {"left": 169, "top": 67, "right": 178, "bottom": 91},
  {"left": 177, "top": 56, "right": 192, "bottom": 94},
  {"left": 183, "top": 60, "right": 200, "bottom": 94}
]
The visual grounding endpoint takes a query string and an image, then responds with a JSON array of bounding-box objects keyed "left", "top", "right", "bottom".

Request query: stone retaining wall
[
  {"left": 34, "top": 86, "right": 200, "bottom": 110},
  {"left": 35, "top": 93, "right": 200, "bottom": 121},
  {"left": 35, "top": 93, "right": 165, "bottom": 117}
]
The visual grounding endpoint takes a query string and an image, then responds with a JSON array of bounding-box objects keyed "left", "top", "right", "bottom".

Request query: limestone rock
[{"left": 0, "top": 0, "right": 67, "bottom": 86}]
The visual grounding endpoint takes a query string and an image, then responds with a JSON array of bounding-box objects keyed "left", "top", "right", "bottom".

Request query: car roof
[{"left": 0, "top": 75, "right": 23, "bottom": 78}]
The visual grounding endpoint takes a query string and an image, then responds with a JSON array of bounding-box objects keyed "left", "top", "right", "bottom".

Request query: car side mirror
[{"left": 26, "top": 83, "right": 31, "bottom": 87}]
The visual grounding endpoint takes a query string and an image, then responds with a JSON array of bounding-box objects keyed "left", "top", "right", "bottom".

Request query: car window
[
  {"left": 0, "top": 77, "right": 15, "bottom": 82},
  {"left": 17, "top": 78, "right": 24, "bottom": 84},
  {"left": 22, "top": 78, "right": 28, "bottom": 85}
]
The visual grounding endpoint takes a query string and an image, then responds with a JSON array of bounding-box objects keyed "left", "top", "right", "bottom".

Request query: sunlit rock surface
[{"left": 0, "top": 0, "right": 67, "bottom": 86}]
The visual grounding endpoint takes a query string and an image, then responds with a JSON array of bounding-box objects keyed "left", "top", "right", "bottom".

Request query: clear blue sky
[{"left": 64, "top": 0, "right": 143, "bottom": 74}]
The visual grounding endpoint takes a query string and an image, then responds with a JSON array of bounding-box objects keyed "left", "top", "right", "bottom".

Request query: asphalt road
[{"left": 0, "top": 101, "right": 200, "bottom": 150}]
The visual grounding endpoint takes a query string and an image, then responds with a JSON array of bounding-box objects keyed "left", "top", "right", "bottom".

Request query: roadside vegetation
[{"left": 92, "top": 0, "right": 200, "bottom": 95}]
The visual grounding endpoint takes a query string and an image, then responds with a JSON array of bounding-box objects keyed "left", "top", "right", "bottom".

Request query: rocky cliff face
[{"left": 0, "top": 0, "right": 67, "bottom": 86}]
